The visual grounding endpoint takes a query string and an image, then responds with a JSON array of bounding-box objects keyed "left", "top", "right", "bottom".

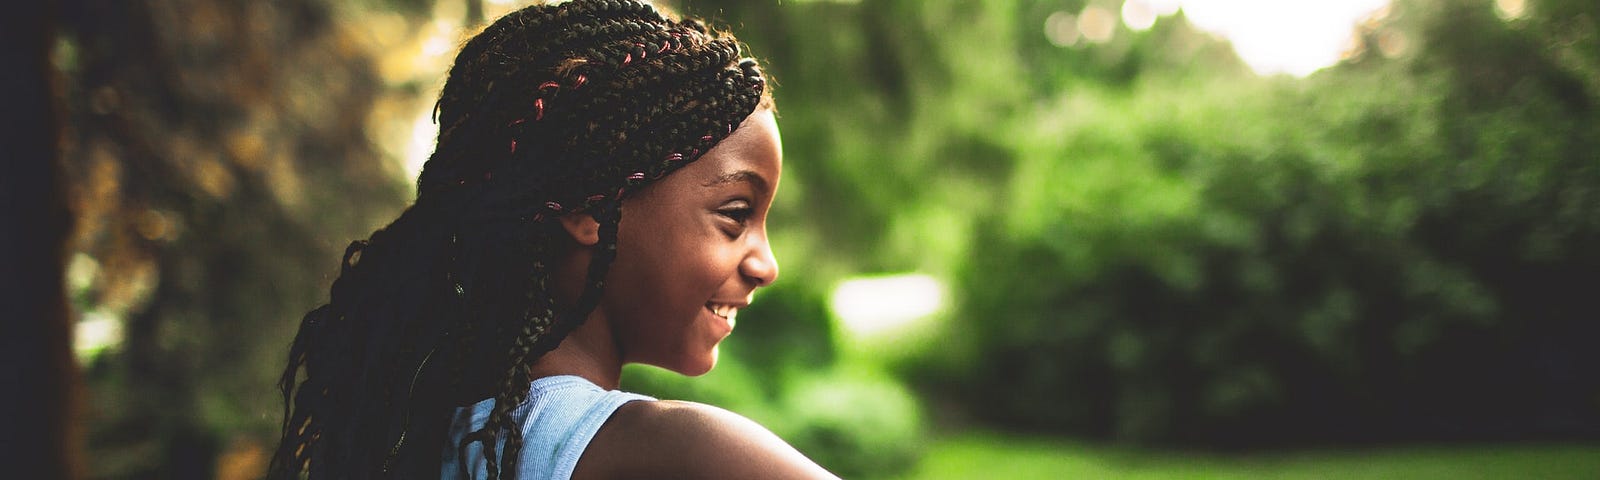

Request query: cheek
[
  {"left": 637, "top": 228, "right": 728, "bottom": 290},
  {"left": 605, "top": 211, "right": 736, "bottom": 325},
  {"left": 607, "top": 233, "right": 714, "bottom": 319},
  {"left": 656, "top": 252, "right": 726, "bottom": 314}
]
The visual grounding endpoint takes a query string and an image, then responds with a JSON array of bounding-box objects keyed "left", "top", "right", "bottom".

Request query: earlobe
[{"left": 558, "top": 213, "right": 601, "bottom": 246}]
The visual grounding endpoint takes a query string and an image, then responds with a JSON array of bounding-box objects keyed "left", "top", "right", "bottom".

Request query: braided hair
[{"left": 269, "top": 1, "right": 772, "bottom": 478}]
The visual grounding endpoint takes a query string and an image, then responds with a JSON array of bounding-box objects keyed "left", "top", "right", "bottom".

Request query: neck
[{"left": 527, "top": 309, "right": 624, "bottom": 390}]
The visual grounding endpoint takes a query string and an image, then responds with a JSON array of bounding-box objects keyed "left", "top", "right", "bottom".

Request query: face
[{"left": 597, "top": 109, "right": 782, "bottom": 376}]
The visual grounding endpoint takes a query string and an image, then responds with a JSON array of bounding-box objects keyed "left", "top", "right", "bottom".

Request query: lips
[{"left": 705, "top": 302, "right": 740, "bottom": 328}]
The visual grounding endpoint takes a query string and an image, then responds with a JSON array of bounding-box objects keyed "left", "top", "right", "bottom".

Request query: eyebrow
[{"left": 702, "top": 170, "right": 770, "bottom": 195}]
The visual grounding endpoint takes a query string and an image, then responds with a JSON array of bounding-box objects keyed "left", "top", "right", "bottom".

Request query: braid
[{"left": 271, "top": 1, "right": 771, "bottom": 478}]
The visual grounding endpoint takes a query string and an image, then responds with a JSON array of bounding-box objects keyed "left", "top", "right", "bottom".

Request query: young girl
[{"left": 269, "top": 1, "right": 836, "bottom": 478}]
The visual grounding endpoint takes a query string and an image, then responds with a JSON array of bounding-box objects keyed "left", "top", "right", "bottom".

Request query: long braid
[{"left": 270, "top": 1, "right": 771, "bottom": 478}]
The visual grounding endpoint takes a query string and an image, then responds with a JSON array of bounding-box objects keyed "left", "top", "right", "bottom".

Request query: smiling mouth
[{"left": 705, "top": 303, "right": 739, "bottom": 327}]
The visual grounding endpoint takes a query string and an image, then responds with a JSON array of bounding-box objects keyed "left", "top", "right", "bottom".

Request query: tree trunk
[{"left": 0, "top": 0, "right": 83, "bottom": 478}]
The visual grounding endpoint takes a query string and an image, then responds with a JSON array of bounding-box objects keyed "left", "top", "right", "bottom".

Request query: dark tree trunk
[{"left": 0, "top": 0, "right": 83, "bottom": 478}]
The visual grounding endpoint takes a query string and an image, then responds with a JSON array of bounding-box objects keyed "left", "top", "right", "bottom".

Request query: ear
[{"left": 557, "top": 212, "right": 601, "bottom": 246}]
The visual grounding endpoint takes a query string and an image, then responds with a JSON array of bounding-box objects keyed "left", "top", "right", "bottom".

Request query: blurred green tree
[
  {"left": 915, "top": 0, "right": 1600, "bottom": 446},
  {"left": 57, "top": 0, "right": 410, "bottom": 476}
]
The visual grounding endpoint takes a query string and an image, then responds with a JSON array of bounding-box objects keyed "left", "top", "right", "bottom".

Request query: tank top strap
[{"left": 442, "top": 375, "right": 656, "bottom": 480}]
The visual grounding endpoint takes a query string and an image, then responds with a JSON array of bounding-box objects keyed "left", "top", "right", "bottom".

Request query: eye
[
  {"left": 718, "top": 205, "right": 753, "bottom": 223},
  {"left": 716, "top": 201, "right": 753, "bottom": 234}
]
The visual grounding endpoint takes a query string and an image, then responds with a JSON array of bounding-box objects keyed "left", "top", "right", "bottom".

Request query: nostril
[
  {"left": 742, "top": 240, "right": 779, "bottom": 286},
  {"left": 760, "top": 266, "right": 777, "bottom": 286},
  {"left": 745, "top": 257, "right": 777, "bottom": 286}
]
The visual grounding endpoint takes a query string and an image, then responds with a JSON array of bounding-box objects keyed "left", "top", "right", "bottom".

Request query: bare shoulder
[{"left": 575, "top": 399, "right": 839, "bottom": 480}]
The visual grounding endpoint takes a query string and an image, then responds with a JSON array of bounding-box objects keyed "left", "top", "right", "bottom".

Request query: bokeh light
[
  {"left": 1176, "top": 0, "right": 1391, "bottom": 75},
  {"left": 830, "top": 273, "right": 945, "bottom": 340}
]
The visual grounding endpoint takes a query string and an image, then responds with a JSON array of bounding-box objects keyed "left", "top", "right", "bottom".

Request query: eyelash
[{"left": 717, "top": 204, "right": 753, "bottom": 230}]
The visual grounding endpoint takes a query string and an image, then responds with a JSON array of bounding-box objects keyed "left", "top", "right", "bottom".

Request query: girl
[{"left": 269, "top": 1, "right": 837, "bottom": 478}]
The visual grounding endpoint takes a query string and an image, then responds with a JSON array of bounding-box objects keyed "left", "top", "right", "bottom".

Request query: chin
[{"left": 675, "top": 346, "right": 720, "bottom": 377}]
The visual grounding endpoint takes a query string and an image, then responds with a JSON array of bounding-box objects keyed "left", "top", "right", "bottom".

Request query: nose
[{"left": 741, "top": 233, "right": 779, "bottom": 287}]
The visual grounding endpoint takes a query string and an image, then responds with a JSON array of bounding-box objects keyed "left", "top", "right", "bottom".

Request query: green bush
[
  {"left": 918, "top": 0, "right": 1600, "bottom": 445},
  {"left": 777, "top": 371, "right": 926, "bottom": 478}
]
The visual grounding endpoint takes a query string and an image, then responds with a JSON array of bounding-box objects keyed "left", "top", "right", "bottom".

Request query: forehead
[{"left": 673, "top": 110, "right": 782, "bottom": 192}]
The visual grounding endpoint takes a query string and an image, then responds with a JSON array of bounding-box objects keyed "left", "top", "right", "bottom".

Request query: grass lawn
[{"left": 891, "top": 431, "right": 1600, "bottom": 479}]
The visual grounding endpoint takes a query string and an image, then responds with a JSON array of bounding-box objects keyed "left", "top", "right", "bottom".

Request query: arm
[{"left": 577, "top": 400, "right": 839, "bottom": 480}]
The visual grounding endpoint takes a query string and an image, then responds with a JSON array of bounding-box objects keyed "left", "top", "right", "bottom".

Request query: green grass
[{"left": 890, "top": 431, "right": 1600, "bottom": 479}]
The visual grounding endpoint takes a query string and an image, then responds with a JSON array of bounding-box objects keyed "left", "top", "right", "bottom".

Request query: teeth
[{"left": 707, "top": 303, "right": 738, "bottom": 319}]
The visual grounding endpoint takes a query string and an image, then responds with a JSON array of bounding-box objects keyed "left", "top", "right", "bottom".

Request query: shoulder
[{"left": 574, "top": 399, "right": 838, "bottom": 480}]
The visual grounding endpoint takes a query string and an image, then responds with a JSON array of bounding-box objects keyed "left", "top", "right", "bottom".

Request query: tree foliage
[
  {"left": 912, "top": 0, "right": 1600, "bottom": 445},
  {"left": 57, "top": 0, "right": 407, "bottom": 476}
]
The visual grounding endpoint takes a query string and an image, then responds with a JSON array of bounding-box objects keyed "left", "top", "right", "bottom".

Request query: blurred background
[{"left": 32, "top": 0, "right": 1600, "bottom": 478}]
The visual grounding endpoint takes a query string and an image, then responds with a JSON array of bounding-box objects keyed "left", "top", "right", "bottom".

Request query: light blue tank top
[{"left": 441, "top": 375, "right": 656, "bottom": 480}]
